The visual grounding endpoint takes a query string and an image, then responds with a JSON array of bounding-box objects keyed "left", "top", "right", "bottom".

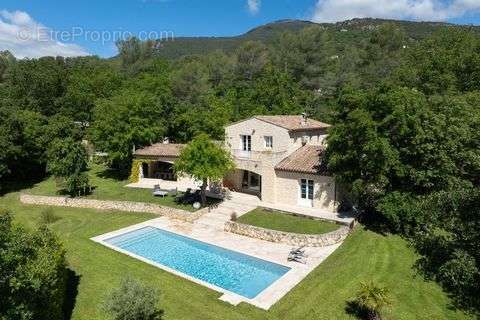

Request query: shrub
[
  {"left": 351, "top": 281, "right": 392, "bottom": 320},
  {"left": 103, "top": 277, "right": 163, "bottom": 320},
  {"left": 65, "top": 171, "right": 91, "bottom": 196},
  {"left": 40, "top": 207, "right": 60, "bottom": 224}
]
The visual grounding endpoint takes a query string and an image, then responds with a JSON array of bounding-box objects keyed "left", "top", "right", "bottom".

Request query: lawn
[
  {"left": 237, "top": 208, "right": 341, "bottom": 234},
  {"left": 0, "top": 186, "right": 471, "bottom": 320},
  {"left": 27, "top": 163, "right": 198, "bottom": 211}
]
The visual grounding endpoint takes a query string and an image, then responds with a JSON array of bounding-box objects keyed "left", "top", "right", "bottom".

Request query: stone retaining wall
[
  {"left": 20, "top": 194, "right": 208, "bottom": 223},
  {"left": 224, "top": 221, "right": 351, "bottom": 247}
]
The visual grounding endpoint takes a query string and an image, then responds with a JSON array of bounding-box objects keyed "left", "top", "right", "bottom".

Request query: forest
[{"left": 0, "top": 19, "right": 479, "bottom": 316}]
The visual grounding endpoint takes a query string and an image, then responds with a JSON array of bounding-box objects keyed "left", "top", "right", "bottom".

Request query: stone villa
[{"left": 133, "top": 115, "right": 339, "bottom": 212}]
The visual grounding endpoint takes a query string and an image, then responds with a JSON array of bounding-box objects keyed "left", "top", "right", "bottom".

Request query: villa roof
[
  {"left": 254, "top": 115, "right": 331, "bottom": 132},
  {"left": 275, "top": 145, "right": 329, "bottom": 175},
  {"left": 134, "top": 143, "right": 185, "bottom": 158}
]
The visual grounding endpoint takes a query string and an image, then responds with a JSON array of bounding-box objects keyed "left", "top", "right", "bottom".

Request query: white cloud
[
  {"left": 312, "top": 0, "right": 480, "bottom": 23},
  {"left": 247, "top": 0, "right": 261, "bottom": 15},
  {"left": 0, "top": 10, "right": 89, "bottom": 59}
]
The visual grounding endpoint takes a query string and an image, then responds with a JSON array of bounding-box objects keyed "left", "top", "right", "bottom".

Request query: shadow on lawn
[
  {"left": 96, "top": 167, "right": 129, "bottom": 181},
  {"left": 356, "top": 211, "right": 392, "bottom": 236},
  {"left": 53, "top": 185, "right": 97, "bottom": 197},
  {"left": 63, "top": 268, "right": 81, "bottom": 320},
  {"left": 0, "top": 176, "right": 45, "bottom": 196},
  {"left": 345, "top": 300, "right": 370, "bottom": 320}
]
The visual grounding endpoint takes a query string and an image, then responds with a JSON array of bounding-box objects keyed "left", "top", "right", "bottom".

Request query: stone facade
[
  {"left": 20, "top": 194, "right": 208, "bottom": 223},
  {"left": 224, "top": 117, "right": 337, "bottom": 211},
  {"left": 224, "top": 220, "right": 351, "bottom": 247},
  {"left": 275, "top": 171, "right": 337, "bottom": 212}
]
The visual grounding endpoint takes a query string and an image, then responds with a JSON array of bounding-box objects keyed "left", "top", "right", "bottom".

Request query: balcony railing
[
  {"left": 230, "top": 149, "right": 287, "bottom": 164},
  {"left": 233, "top": 149, "right": 252, "bottom": 159}
]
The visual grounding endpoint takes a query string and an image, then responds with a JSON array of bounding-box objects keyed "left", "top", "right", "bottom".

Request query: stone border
[
  {"left": 224, "top": 220, "right": 352, "bottom": 247},
  {"left": 20, "top": 194, "right": 209, "bottom": 223}
]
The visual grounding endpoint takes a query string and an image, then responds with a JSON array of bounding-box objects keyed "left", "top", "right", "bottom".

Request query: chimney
[{"left": 301, "top": 112, "right": 307, "bottom": 126}]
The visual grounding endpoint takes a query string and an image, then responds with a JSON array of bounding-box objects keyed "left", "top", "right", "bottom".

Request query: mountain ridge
[{"left": 149, "top": 18, "right": 480, "bottom": 59}]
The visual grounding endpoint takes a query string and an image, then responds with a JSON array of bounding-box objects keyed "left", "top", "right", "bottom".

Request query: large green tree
[
  {"left": 47, "top": 138, "right": 90, "bottom": 196},
  {"left": 174, "top": 134, "right": 234, "bottom": 206},
  {"left": 5, "top": 57, "right": 67, "bottom": 116},
  {"left": 327, "top": 86, "right": 480, "bottom": 210},
  {"left": 0, "top": 210, "right": 67, "bottom": 320},
  {"left": 0, "top": 108, "right": 47, "bottom": 186},
  {"left": 327, "top": 80, "right": 480, "bottom": 314},
  {"left": 90, "top": 89, "right": 168, "bottom": 171},
  {"left": 58, "top": 58, "right": 123, "bottom": 123},
  {"left": 170, "top": 95, "right": 232, "bottom": 142}
]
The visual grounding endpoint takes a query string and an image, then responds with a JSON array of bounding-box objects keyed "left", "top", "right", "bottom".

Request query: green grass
[
  {"left": 0, "top": 185, "right": 471, "bottom": 320},
  {"left": 237, "top": 208, "right": 340, "bottom": 234},
  {"left": 27, "top": 164, "right": 198, "bottom": 211}
]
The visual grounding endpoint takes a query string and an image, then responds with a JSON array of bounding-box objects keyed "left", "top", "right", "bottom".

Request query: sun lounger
[
  {"left": 290, "top": 246, "right": 307, "bottom": 257},
  {"left": 152, "top": 184, "right": 168, "bottom": 197},
  {"left": 287, "top": 252, "right": 307, "bottom": 264}
]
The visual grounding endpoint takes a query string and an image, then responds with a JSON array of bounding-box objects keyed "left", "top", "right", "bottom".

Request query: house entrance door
[{"left": 242, "top": 171, "right": 262, "bottom": 196}]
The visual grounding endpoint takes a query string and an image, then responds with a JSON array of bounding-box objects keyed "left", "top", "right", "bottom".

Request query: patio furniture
[
  {"left": 184, "top": 190, "right": 201, "bottom": 204},
  {"left": 287, "top": 252, "right": 307, "bottom": 264},
  {"left": 152, "top": 185, "right": 168, "bottom": 197},
  {"left": 175, "top": 188, "right": 194, "bottom": 203},
  {"left": 176, "top": 188, "right": 191, "bottom": 201},
  {"left": 155, "top": 191, "right": 168, "bottom": 197},
  {"left": 290, "top": 246, "right": 307, "bottom": 257}
]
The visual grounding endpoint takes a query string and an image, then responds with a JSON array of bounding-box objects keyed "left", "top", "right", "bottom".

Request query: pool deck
[{"left": 91, "top": 192, "right": 346, "bottom": 310}]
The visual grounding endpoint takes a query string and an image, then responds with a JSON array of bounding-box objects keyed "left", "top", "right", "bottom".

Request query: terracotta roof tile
[
  {"left": 134, "top": 143, "right": 185, "bottom": 157},
  {"left": 255, "top": 115, "right": 330, "bottom": 132},
  {"left": 275, "top": 145, "right": 329, "bottom": 175}
]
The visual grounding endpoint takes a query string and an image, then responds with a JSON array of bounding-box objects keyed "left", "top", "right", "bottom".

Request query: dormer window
[{"left": 265, "top": 136, "right": 273, "bottom": 148}]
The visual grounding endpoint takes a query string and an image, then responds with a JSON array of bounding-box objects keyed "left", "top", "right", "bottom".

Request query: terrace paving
[{"left": 127, "top": 179, "right": 355, "bottom": 224}]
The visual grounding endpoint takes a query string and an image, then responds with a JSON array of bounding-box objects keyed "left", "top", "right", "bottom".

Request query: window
[
  {"left": 241, "top": 135, "right": 251, "bottom": 151},
  {"left": 265, "top": 136, "right": 273, "bottom": 148},
  {"left": 300, "top": 179, "right": 314, "bottom": 200}
]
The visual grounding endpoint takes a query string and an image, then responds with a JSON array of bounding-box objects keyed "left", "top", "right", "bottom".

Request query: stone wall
[
  {"left": 224, "top": 221, "right": 351, "bottom": 247},
  {"left": 20, "top": 194, "right": 208, "bottom": 223}
]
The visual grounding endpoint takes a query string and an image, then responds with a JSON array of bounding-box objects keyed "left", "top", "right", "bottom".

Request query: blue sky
[{"left": 1, "top": 0, "right": 480, "bottom": 58}]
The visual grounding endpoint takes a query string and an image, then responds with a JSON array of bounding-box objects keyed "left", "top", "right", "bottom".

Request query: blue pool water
[{"left": 104, "top": 226, "right": 290, "bottom": 299}]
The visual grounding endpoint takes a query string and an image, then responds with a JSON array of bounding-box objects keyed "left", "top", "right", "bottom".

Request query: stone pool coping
[{"left": 91, "top": 217, "right": 342, "bottom": 310}]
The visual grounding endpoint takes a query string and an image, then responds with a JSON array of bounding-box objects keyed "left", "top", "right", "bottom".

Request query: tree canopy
[
  {"left": 174, "top": 134, "right": 234, "bottom": 206},
  {"left": 326, "top": 28, "right": 480, "bottom": 314},
  {"left": 0, "top": 210, "right": 67, "bottom": 320}
]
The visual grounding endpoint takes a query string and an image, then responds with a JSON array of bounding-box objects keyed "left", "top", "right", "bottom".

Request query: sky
[{"left": 1, "top": 0, "right": 480, "bottom": 58}]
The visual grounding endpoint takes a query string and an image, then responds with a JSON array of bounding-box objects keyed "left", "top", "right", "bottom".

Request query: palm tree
[{"left": 353, "top": 281, "right": 392, "bottom": 320}]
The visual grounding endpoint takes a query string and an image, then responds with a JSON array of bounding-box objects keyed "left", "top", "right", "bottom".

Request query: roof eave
[
  {"left": 274, "top": 167, "right": 330, "bottom": 176},
  {"left": 289, "top": 126, "right": 331, "bottom": 133}
]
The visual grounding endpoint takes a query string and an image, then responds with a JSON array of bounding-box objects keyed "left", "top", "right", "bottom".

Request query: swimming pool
[{"left": 104, "top": 226, "right": 291, "bottom": 299}]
